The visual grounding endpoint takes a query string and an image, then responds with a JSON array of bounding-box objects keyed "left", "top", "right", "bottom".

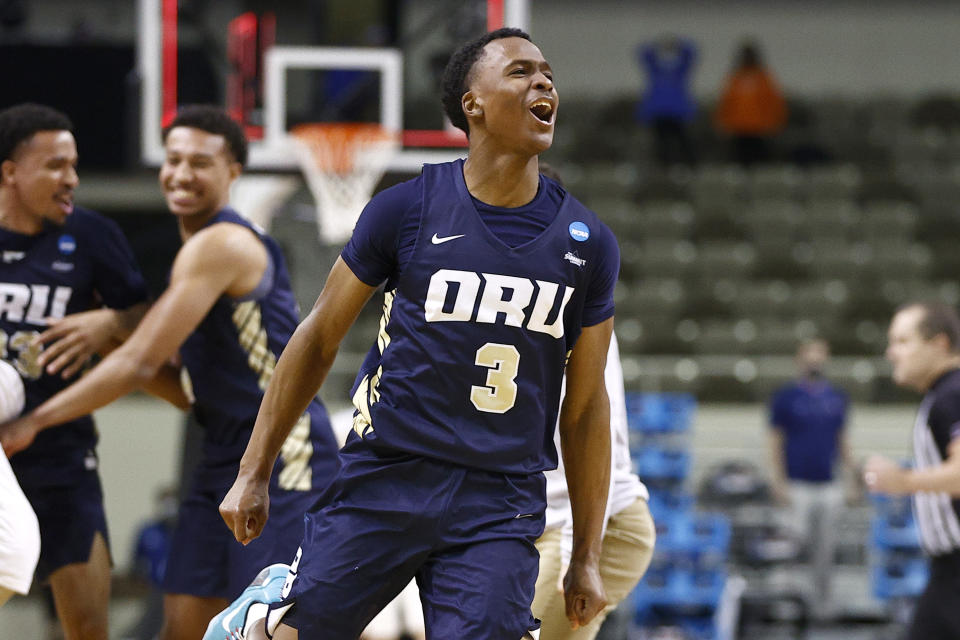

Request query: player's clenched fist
[
  {"left": 563, "top": 558, "right": 608, "bottom": 629},
  {"left": 219, "top": 476, "right": 271, "bottom": 545}
]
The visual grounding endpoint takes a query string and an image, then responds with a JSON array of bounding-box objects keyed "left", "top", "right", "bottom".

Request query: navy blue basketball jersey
[
  {"left": 347, "top": 161, "right": 619, "bottom": 474},
  {"left": 0, "top": 207, "right": 148, "bottom": 486},
  {"left": 178, "top": 208, "right": 338, "bottom": 484}
]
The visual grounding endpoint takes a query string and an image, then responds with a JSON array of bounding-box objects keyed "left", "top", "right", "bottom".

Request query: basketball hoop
[{"left": 290, "top": 123, "right": 399, "bottom": 244}]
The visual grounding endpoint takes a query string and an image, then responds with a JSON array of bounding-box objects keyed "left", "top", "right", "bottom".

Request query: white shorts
[{"left": 0, "top": 445, "right": 40, "bottom": 594}]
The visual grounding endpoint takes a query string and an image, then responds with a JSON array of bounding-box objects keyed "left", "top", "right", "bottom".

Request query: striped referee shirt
[{"left": 912, "top": 368, "right": 960, "bottom": 555}]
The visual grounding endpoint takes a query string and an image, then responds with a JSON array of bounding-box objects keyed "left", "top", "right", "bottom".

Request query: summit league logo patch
[{"left": 564, "top": 251, "right": 586, "bottom": 268}]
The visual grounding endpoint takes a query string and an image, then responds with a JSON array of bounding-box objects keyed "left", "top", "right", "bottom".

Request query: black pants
[
  {"left": 733, "top": 135, "right": 772, "bottom": 166},
  {"left": 652, "top": 117, "right": 695, "bottom": 166},
  {"left": 905, "top": 552, "right": 960, "bottom": 640}
]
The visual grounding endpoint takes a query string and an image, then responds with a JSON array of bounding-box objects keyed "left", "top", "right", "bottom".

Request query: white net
[{"left": 291, "top": 123, "right": 400, "bottom": 244}]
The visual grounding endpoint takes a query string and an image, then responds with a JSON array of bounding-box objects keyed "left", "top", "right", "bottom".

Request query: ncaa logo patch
[
  {"left": 568, "top": 221, "right": 590, "bottom": 242},
  {"left": 58, "top": 235, "right": 77, "bottom": 255}
]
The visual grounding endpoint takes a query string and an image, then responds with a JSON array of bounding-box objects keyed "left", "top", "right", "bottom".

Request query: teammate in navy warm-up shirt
[
  {"left": 217, "top": 28, "right": 618, "bottom": 640},
  {"left": 0, "top": 104, "right": 153, "bottom": 637},
  {"left": 0, "top": 106, "right": 339, "bottom": 640}
]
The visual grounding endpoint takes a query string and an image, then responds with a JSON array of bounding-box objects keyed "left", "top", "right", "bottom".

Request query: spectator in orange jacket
[{"left": 715, "top": 40, "right": 787, "bottom": 165}]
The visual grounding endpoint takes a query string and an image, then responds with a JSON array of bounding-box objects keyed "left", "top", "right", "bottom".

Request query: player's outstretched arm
[
  {"left": 0, "top": 226, "right": 261, "bottom": 455},
  {"left": 558, "top": 317, "right": 613, "bottom": 629},
  {"left": 220, "top": 257, "right": 376, "bottom": 545}
]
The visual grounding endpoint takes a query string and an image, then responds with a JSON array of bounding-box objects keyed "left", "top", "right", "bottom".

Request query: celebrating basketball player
[
  {"left": 213, "top": 27, "right": 618, "bottom": 640},
  {"left": 0, "top": 103, "right": 154, "bottom": 639},
  {"left": 0, "top": 105, "right": 341, "bottom": 640}
]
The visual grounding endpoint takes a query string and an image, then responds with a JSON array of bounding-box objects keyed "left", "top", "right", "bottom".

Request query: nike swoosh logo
[{"left": 431, "top": 233, "right": 465, "bottom": 245}]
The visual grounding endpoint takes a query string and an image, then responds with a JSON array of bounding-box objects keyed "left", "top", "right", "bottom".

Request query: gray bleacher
[{"left": 541, "top": 94, "right": 960, "bottom": 403}]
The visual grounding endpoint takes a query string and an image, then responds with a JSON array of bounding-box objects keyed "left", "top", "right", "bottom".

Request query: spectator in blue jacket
[{"left": 636, "top": 35, "right": 698, "bottom": 166}]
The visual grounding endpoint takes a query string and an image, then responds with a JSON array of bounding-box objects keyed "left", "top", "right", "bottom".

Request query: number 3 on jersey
[{"left": 471, "top": 343, "right": 519, "bottom": 413}]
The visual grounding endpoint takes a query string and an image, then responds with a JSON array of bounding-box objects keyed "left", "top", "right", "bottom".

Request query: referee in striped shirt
[{"left": 865, "top": 301, "right": 960, "bottom": 639}]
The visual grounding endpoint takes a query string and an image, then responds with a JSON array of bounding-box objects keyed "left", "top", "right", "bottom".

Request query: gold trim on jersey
[
  {"left": 377, "top": 290, "right": 394, "bottom": 353},
  {"left": 278, "top": 413, "right": 313, "bottom": 491},
  {"left": 232, "top": 300, "right": 276, "bottom": 390},
  {"left": 179, "top": 367, "right": 196, "bottom": 404},
  {"left": 351, "top": 291, "right": 395, "bottom": 437}
]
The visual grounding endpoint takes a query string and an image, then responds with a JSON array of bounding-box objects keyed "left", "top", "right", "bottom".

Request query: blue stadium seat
[{"left": 626, "top": 392, "right": 697, "bottom": 433}]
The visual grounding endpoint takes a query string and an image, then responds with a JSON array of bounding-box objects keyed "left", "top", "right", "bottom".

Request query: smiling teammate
[{"left": 0, "top": 105, "right": 340, "bottom": 640}]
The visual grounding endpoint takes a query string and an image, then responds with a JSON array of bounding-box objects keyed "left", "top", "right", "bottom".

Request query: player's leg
[
  {"left": 215, "top": 438, "right": 435, "bottom": 639},
  {"left": 419, "top": 468, "right": 545, "bottom": 640},
  {"left": 0, "top": 587, "right": 13, "bottom": 607},
  {"left": 158, "top": 482, "right": 238, "bottom": 640},
  {"left": 160, "top": 594, "right": 230, "bottom": 640},
  {"left": 419, "top": 535, "right": 541, "bottom": 639},
  {"left": 531, "top": 526, "right": 565, "bottom": 626},
  {"left": 26, "top": 470, "right": 112, "bottom": 640},
  {"left": 535, "top": 496, "right": 656, "bottom": 640},
  {"left": 48, "top": 531, "right": 111, "bottom": 640}
]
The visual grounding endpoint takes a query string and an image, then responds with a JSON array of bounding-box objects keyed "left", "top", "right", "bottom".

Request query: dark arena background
[{"left": 2, "top": 1, "right": 960, "bottom": 638}]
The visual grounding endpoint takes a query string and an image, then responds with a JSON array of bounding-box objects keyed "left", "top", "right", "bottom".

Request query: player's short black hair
[
  {"left": 162, "top": 105, "right": 248, "bottom": 167},
  {"left": 441, "top": 27, "right": 532, "bottom": 136},
  {"left": 901, "top": 301, "right": 960, "bottom": 352},
  {"left": 0, "top": 103, "right": 74, "bottom": 165}
]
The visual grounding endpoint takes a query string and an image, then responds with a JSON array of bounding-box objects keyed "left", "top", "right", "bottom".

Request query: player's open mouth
[
  {"left": 529, "top": 99, "right": 554, "bottom": 124},
  {"left": 55, "top": 194, "right": 74, "bottom": 213}
]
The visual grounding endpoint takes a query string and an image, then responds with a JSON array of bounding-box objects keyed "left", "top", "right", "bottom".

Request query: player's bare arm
[
  {"left": 0, "top": 223, "right": 267, "bottom": 455},
  {"left": 220, "top": 257, "right": 376, "bottom": 545},
  {"left": 558, "top": 316, "right": 613, "bottom": 629},
  {"left": 865, "top": 437, "right": 960, "bottom": 495},
  {"left": 33, "top": 302, "right": 149, "bottom": 379}
]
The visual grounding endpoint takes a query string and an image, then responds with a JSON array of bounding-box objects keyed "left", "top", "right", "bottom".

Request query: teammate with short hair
[
  {"left": 215, "top": 27, "right": 618, "bottom": 640},
  {"left": 865, "top": 302, "right": 960, "bottom": 640},
  {"left": 0, "top": 105, "right": 340, "bottom": 640},
  {"left": 0, "top": 103, "right": 152, "bottom": 639}
]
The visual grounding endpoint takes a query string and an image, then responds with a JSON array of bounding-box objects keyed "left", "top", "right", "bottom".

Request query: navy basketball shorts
[
  {"left": 271, "top": 432, "right": 546, "bottom": 640},
  {"left": 162, "top": 459, "right": 319, "bottom": 600},
  {"left": 20, "top": 469, "right": 110, "bottom": 582}
]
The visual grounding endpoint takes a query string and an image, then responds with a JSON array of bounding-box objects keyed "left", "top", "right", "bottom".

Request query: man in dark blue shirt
[
  {"left": 215, "top": 27, "right": 618, "bottom": 640},
  {"left": 768, "top": 338, "right": 852, "bottom": 617}
]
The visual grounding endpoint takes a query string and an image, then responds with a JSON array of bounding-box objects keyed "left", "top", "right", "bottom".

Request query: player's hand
[
  {"left": 863, "top": 455, "right": 908, "bottom": 495},
  {"left": 219, "top": 475, "right": 271, "bottom": 545},
  {"left": 562, "top": 557, "right": 607, "bottom": 630},
  {"left": 0, "top": 416, "right": 39, "bottom": 457},
  {"left": 34, "top": 309, "right": 121, "bottom": 378}
]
